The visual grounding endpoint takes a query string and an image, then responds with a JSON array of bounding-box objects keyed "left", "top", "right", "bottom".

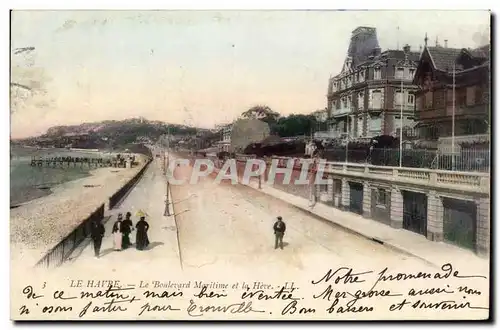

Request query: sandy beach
[{"left": 10, "top": 154, "right": 148, "bottom": 268}]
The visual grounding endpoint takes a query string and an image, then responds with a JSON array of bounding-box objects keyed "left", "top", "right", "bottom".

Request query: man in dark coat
[
  {"left": 273, "top": 216, "right": 286, "bottom": 250},
  {"left": 121, "top": 212, "right": 134, "bottom": 249},
  {"left": 90, "top": 219, "right": 105, "bottom": 258}
]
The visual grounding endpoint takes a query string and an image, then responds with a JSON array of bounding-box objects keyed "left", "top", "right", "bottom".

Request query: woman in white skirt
[{"left": 112, "top": 213, "right": 123, "bottom": 251}]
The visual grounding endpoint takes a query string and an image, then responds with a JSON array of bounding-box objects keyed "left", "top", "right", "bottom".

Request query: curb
[{"left": 165, "top": 161, "right": 183, "bottom": 271}]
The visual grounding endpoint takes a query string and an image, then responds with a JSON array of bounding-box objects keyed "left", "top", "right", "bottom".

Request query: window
[
  {"left": 347, "top": 95, "right": 352, "bottom": 109},
  {"left": 372, "top": 90, "right": 382, "bottom": 109},
  {"left": 395, "top": 67, "right": 404, "bottom": 79},
  {"left": 359, "top": 70, "right": 365, "bottom": 82},
  {"left": 458, "top": 89, "right": 467, "bottom": 106},
  {"left": 475, "top": 86, "right": 483, "bottom": 104},
  {"left": 394, "top": 90, "right": 403, "bottom": 105},
  {"left": 374, "top": 67, "right": 381, "bottom": 80},
  {"left": 347, "top": 76, "right": 352, "bottom": 87},
  {"left": 466, "top": 87, "right": 475, "bottom": 106},
  {"left": 425, "top": 91, "right": 433, "bottom": 109},
  {"left": 342, "top": 97, "right": 347, "bottom": 108},
  {"left": 375, "top": 188, "right": 388, "bottom": 207},
  {"left": 408, "top": 69, "right": 416, "bottom": 80},
  {"left": 358, "top": 92, "right": 364, "bottom": 110},
  {"left": 407, "top": 93, "right": 415, "bottom": 105},
  {"left": 369, "top": 116, "right": 382, "bottom": 132},
  {"left": 394, "top": 115, "right": 403, "bottom": 132}
]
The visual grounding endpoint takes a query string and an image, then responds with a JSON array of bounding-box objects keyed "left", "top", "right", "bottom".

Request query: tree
[
  {"left": 240, "top": 105, "right": 280, "bottom": 124},
  {"left": 273, "top": 114, "right": 317, "bottom": 137}
]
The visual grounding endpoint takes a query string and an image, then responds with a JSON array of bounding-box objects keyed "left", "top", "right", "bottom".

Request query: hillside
[{"left": 13, "top": 118, "right": 212, "bottom": 150}]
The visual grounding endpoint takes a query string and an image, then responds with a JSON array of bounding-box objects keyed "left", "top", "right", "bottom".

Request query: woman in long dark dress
[{"left": 135, "top": 216, "right": 150, "bottom": 250}]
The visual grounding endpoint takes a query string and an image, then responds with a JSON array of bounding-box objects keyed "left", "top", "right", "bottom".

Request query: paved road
[
  {"left": 65, "top": 157, "right": 181, "bottom": 273},
  {"left": 170, "top": 159, "right": 432, "bottom": 276},
  {"left": 67, "top": 152, "right": 431, "bottom": 275}
]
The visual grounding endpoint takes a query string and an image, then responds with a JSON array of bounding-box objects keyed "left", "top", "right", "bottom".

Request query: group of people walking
[{"left": 90, "top": 212, "right": 151, "bottom": 258}]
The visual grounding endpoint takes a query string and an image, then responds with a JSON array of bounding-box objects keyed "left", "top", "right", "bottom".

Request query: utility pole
[
  {"left": 164, "top": 125, "right": 171, "bottom": 216},
  {"left": 452, "top": 62, "right": 456, "bottom": 171},
  {"left": 399, "top": 76, "right": 404, "bottom": 167}
]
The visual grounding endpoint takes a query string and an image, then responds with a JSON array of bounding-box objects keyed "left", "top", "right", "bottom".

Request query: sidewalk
[
  {"left": 238, "top": 177, "right": 489, "bottom": 272},
  {"left": 67, "top": 157, "right": 181, "bottom": 272}
]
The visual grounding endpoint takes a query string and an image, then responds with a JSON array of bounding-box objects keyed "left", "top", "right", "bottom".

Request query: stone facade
[
  {"left": 314, "top": 164, "right": 489, "bottom": 256},
  {"left": 426, "top": 191, "right": 444, "bottom": 241},
  {"left": 476, "top": 197, "right": 490, "bottom": 256},
  {"left": 327, "top": 27, "right": 420, "bottom": 138},
  {"left": 362, "top": 182, "right": 371, "bottom": 218}
]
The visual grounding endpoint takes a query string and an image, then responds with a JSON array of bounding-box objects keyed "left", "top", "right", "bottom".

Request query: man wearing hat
[{"left": 273, "top": 216, "right": 286, "bottom": 250}]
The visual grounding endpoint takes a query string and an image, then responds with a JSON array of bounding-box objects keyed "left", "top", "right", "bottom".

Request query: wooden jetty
[{"left": 30, "top": 156, "right": 112, "bottom": 168}]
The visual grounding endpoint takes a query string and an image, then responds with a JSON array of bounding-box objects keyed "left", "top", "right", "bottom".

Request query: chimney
[
  {"left": 403, "top": 44, "right": 410, "bottom": 53},
  {"left": 444, "top": 39, "right": 448, "bottom": 48},
  {"left": 419, "top": 45, "right": 423, "bottom": 52}
]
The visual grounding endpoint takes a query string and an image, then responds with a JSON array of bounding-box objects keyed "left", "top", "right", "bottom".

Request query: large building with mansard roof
[{"left": 327, "top": 26, "right": 420, "bottom": 138}]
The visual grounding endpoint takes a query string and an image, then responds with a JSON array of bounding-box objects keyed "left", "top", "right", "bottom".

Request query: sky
[{"left": 10, "top": 10, "right": 490, "bottom": 138}]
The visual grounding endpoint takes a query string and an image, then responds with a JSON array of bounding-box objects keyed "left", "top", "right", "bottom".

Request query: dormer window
[
  {"left": 395, "top": 67, "right": 404, "bottom": 79},
  {"left": 374, "top": 67, "right": 381, "bottom": 80},
  {"left": 408, "top": 68, "right": 416, "bottom": 80}
]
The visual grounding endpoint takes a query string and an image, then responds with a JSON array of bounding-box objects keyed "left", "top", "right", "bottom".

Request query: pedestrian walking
[
  {"left": 273, "top": 216, "right": 286, "bottom": 250},
  {"left": 112, "top": 214, "right": 123, "bottom": 251},
  {"left": 90, "top": 219, "right": 105, "bottom": 258},
  {"left": 121, "top": 212, "right": 134, "bottom": 249},
  {"left": 135, "top": 216, "right": 150, "bottom": 251}
]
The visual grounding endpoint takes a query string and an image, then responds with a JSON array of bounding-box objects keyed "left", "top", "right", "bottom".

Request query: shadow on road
[
  {"left": 99, "top": 247, "right": 117, "bottom": 257},
  {"left": 144, "top": 242, "right": 164, "bottom": 251}
]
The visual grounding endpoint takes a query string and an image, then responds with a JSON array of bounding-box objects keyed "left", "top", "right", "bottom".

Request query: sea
[{"left": 10, "top": 147, "right": 112, "bottom": 207}]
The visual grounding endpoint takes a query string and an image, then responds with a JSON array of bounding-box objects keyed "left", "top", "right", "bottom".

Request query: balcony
[{"left": 332, "top": 108, "right": 352, "bottom": 117}]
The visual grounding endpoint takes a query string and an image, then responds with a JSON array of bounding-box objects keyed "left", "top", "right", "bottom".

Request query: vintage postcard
[{"left": 10, "top": 10, "right": 491, "bottom": 321}]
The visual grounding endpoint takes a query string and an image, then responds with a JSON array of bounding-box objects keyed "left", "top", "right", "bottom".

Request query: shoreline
[
  {"left": 10, "top": 154, "right": 148, "bottom": 268},
  {"left": 10, "top": 169, "right": 93, "bottom": 208},
  {"left": 10, "top": 148, "right": 126, "bottom": 208}
]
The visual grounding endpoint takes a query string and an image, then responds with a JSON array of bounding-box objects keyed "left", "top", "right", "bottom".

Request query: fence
[
  {"left": 109, "top": 157, "right": 153, "bottom": 210},
  {"left": 321, "top": 148, "right": 490, "bottom": 173},
  {"left": 35, "top": 204, "right": 105, "bottom": 268}
]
